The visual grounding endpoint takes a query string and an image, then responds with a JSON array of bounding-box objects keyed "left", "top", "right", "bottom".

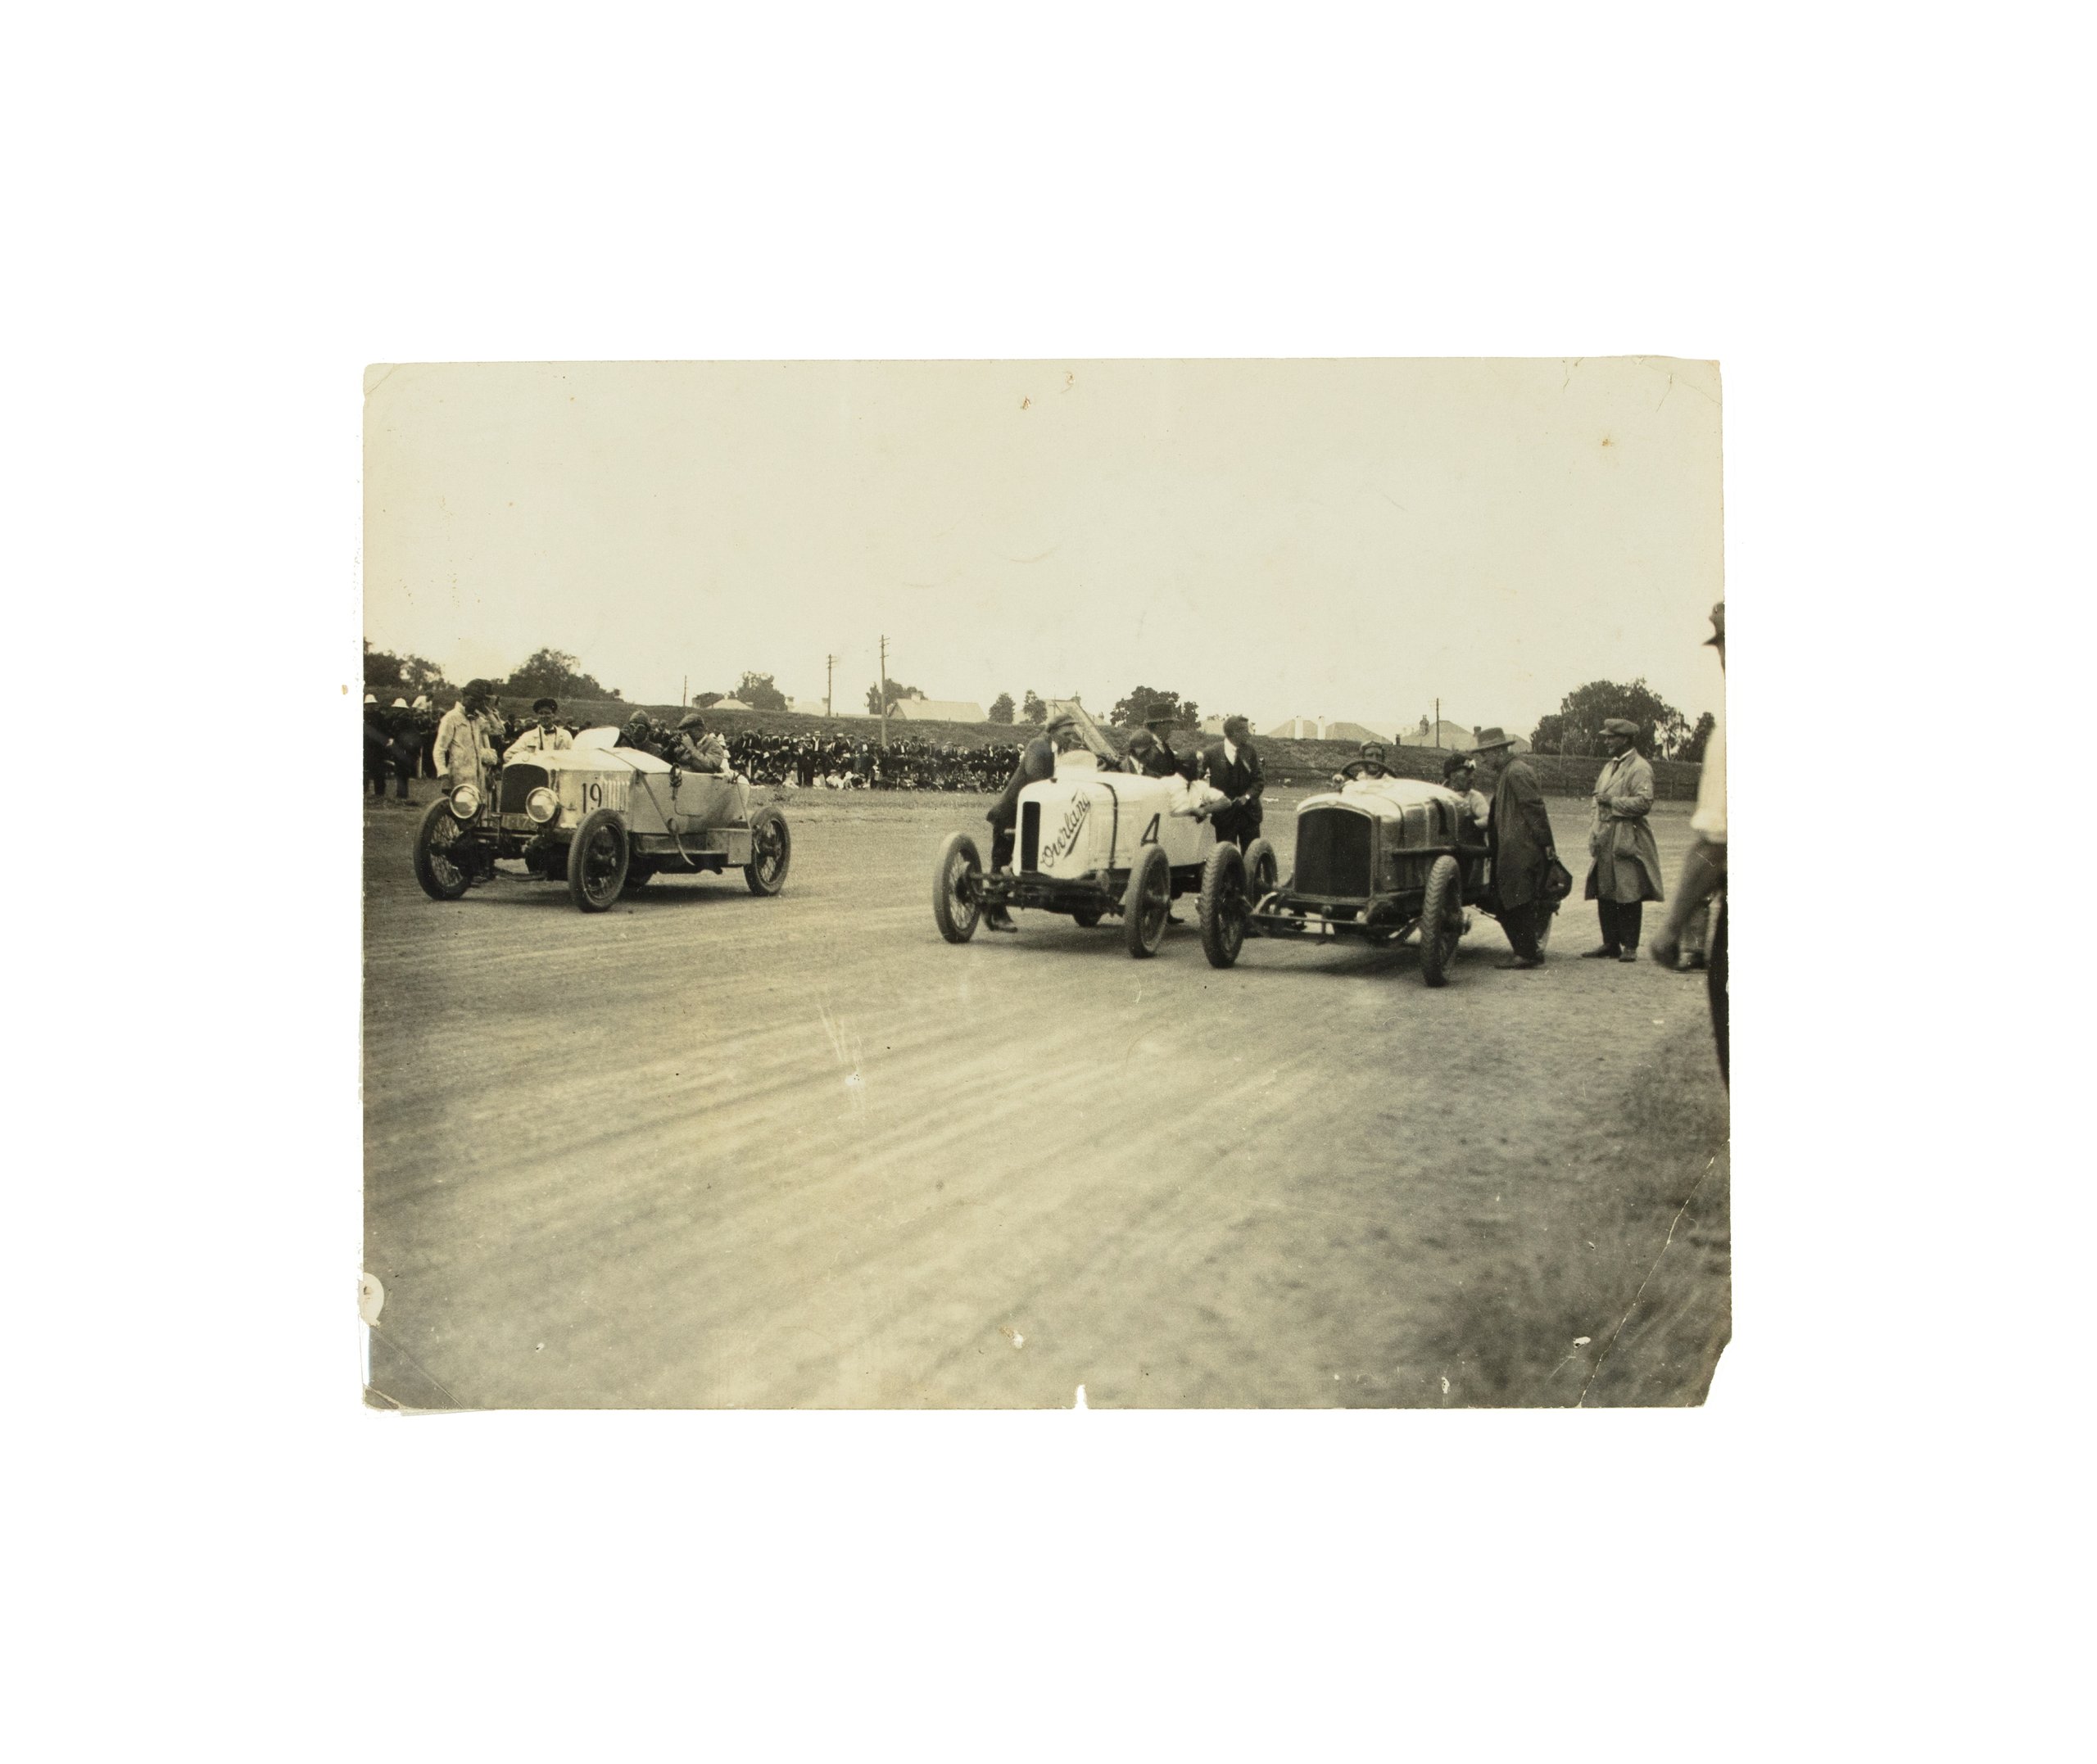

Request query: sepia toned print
[{"left": 361, "top": 358, "right": 1728, "bottom": 1409}]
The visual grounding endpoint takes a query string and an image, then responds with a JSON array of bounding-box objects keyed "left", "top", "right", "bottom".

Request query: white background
[{"left": 7, "top": 5, "right": 2086, "bottom": 1757}]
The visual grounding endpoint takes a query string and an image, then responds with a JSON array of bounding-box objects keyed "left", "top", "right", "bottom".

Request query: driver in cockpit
[{"left": 1332, "top": 740, "right": 1393, "bottom": 789}]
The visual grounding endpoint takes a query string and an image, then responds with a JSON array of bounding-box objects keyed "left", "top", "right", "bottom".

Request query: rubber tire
[
  {"left": 1243, "top": 837, "right": 1279, "bottom": 902},
  {"left": 932, "top": 831, "right": 983, "bottom": 943},
  {"left": 1071, "top": 907, "right": 1103, "bottom": 929},
  {"left": 1420, "top": 854, "right": 1462, "bottom": 988},
  {"left": 743, "top": 806, "right": 792, "bottom": 896},
  {"left": 1123, "top": 846, "right": 1171, "bottom": 957},
  {"left": 568, "top": 808, "right": 630, "bottom": 913},
  {"left": 1198, "top": 842, "right": 1248, "bottom": 969},
  {"left": 413, "top": 798, "right": 473, "bottom": 901}
]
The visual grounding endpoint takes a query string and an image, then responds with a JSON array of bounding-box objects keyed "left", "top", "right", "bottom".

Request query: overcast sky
[{"left": 364, "top": 358, "right": 1723, "bottom": 734}]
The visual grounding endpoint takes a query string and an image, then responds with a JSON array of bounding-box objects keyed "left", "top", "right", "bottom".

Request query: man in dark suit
[
  {"left": 1196, "top": 716, "right": 1265, "bottom": 850},
  {"left": 983, "top": 710, "right": 1079, "bottom": 929},
  {"left": 1474, "top": 727, "right": 1559, "bottom": 970}
]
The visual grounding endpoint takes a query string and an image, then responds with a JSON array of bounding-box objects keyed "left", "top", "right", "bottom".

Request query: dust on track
[{"left": 362, "top": 785, "right": 1728, "bottom": 1408}]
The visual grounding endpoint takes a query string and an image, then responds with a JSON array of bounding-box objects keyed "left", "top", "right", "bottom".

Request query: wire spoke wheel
[
  {"left": 413, "top": 800, "right": 473, "bottom": 901},
  {"left": 566, "top": 807, "right": 629, "bottom": 912},
  {"left": 744, "top": 807, "right": 793, "bottom": 896},
  {"left": 1123, "top": 846, "right": 1171, "bottom": 957},
  {"left": 931, "top": 831, "right": 984, "bottom": 942}
]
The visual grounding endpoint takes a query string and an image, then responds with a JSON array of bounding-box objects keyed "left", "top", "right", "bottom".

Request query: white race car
[{"left": 931, "top": 753, "right": 1240, "bottom": 957}]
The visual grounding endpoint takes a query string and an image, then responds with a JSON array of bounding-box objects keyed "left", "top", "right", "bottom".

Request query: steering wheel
[{"left": 1338, "top": 761, "right": 1386, "bottom": 781}]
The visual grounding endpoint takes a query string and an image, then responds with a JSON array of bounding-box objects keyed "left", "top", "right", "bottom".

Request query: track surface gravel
[{"left": 363, "top": 785, "right": 1728, "bottom": 1408}]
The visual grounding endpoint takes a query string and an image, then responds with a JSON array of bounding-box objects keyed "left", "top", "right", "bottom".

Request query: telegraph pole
[
  {"left": 877, "top": 635, "right": 889, "bottom": 750},
  {"left": 1434, "top": 697, "right": 1441, "bottom": 747},
  {"left": 824, "top": 654, "right": 836, "bottom": 718}
]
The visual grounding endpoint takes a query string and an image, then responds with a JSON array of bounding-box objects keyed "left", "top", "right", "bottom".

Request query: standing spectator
[
  {"left": 363, "top": 697, "right": 394, "bottom": 798},
  {"left": 1195, "top": 716, "right": 1265, "bottom": 851},
  {"left": 1650, "top": 603, "right": 1728, "bottom": 1083},
  {"left": 1581, "top": 717, "right": 1665, "bottom": 962},
  {"left": 433, "top": 680, "right": 498, "bottom": 791},
  {"left": 1473, "top": 727, "right": 1559, "bottom": 970},
  {"left": 411, "top": 696, "right": 439, "bottom": 778}
]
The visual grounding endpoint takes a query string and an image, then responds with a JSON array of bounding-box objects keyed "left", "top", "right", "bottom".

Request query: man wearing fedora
[
  {"left": 1473, "top": 727, "right": 1558, "bottom": 970},
  {"left": 505, "top": 697, "right": 573, "bottom": 758},
  {"left": 1582, "top": 717, "right": 1665, "bottom": 962}
]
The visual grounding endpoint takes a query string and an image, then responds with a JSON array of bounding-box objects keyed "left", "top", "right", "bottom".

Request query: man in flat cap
[
  {"left": 505, "top": 697, "right": 574, "bottom": 759},
  {"left": 668, "top": 709, "right": 731, "bottom": 775},
  {"left": 1581, "top": 717, "right": 1665, "bottom": 962},
  {"left": 1473, "top": 727, "right": 1559, "bottom": 969},
  {"left": 982, "top": 708, "right": 1082, "bottom": 929}
]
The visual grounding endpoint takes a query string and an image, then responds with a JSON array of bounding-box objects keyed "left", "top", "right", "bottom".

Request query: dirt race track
[{"left": 363, "top": 784, "right": 1729, "bottom": 1409}]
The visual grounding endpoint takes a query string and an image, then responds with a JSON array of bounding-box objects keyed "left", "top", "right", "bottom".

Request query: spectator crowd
[{"left": 365, "top": 691, "right": 1029, "bottom": 800}]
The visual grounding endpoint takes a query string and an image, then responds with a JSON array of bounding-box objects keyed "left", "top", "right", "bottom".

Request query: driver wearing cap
[{"left": 668, "top": 710, "right": 732, "bottom": 775}]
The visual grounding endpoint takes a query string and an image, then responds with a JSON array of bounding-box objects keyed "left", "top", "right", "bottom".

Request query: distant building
[
  {"left": 1401, "top": 717, "right": 1485, "bottom": 751},
  {"left": 1200, "top": 715, "right": 1258, "bottom": 737},
  {"left": 1261, "top": 717, "right": 1397, "bottom": 744},
  {"left": 889, "top": 698, "right": 987, "bottom": 723},
  {"left": 710, "top": 697, "right": 754, "bottom": 712},
  {"left": 786, "top": 698, "right": 829, "bottom": 717}
]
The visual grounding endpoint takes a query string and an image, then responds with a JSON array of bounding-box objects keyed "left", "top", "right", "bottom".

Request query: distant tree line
[{"left": 1529, "top": 678, "right": 1714, "bottom": 760}]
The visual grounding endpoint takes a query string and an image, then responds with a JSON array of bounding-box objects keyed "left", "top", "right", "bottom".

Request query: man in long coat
[
  {"left": 1582, "top": 716, "right": 1666, "bottom": 962},
  {"left": 1474, "top": 727, "right": 1558, "bottom": 969},
  {"left": 433, "top": 681, "right": 499, "bottom": 792}
]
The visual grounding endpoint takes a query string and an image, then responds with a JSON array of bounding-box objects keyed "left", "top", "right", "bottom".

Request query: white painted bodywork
[
  {"left": 500, "top": 730, "right": 749, "bottom": 835},
  {"left": 1018, "top": 752, "right": 1218, "bottom": 878}
]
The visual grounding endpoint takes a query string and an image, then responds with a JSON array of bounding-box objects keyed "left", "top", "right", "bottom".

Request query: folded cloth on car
[{"left": 1168, "top": 778, "right": 1228, "bottom": 817}]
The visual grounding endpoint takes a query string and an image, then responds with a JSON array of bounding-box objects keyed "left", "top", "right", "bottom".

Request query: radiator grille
[
  {"left": 1021, "top": 800, "right": 1040, "bottom": 871},
  {"left": 500, "top": 764, "right": 550, "bottom": 813},
  {"left": 1294, "top": 807, "right": 1372, "bottom": 897}
]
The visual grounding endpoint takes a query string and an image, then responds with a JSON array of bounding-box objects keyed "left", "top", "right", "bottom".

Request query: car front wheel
[
  {"left": 567, "top": 809, "right": 630, "bottom": 912},
  {"left": 1198, "top": 842, "right": 1247, "bottom": 968},
  {"left": 1123, "top": 846, "right": 1171, "bottom": 957},
  {"left": 1420, "top": 854, "right": 1462, "bottom": 987},
  {"left": 413, "top": 799, "right": 473, "bottom": 901}
]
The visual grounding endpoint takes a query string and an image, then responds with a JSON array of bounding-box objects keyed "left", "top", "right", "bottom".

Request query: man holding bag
[{"left": 1581, "top": 717, "right": 1666, "bottom": 962}]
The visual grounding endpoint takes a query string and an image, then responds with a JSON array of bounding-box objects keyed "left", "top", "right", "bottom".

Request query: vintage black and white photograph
[{"left": 361, "top": 356, "right": 1728, "bottom": 1409}]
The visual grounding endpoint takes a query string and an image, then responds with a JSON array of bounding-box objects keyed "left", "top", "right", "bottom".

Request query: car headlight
[
  {"left": 526, "top": 786, "right": 558, "bottom": 824},
  {"left": 449, "top": 784, "right": 481, "bottom": 820}
]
